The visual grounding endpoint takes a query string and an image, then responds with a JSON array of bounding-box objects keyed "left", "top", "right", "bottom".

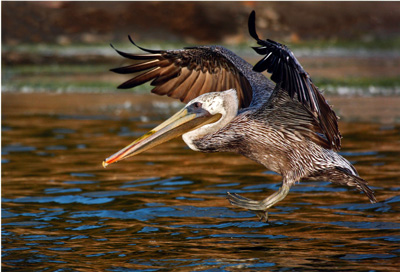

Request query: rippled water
[{"left": 2, "top": 93, "right": 400, "bottom": 271}]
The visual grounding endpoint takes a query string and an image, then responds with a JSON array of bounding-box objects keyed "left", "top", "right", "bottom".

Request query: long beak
[{"left": 102, "top": 107, "right": 221, "bottom": 167}]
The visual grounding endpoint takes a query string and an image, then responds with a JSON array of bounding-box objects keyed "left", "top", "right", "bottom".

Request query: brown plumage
[
  {"left": 105, "top": 11, "right": 376, "bottom": 221},
  {"left": 248, "top": 11, "right": 341, "bottom": 151},
  {"left": 111, "top": 37, "right": 253, "bottom": 108}
]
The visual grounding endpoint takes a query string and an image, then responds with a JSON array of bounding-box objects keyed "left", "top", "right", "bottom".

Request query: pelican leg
[{"left": 227, "top": 183, "right": 291, "bottom": 221}]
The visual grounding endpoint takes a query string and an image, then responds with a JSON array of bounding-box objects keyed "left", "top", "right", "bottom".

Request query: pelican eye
[
  {"left": 193, "top": 102, "right": 202, "bottom": 109},
  {"left": 187, "top": 101, "right": 205, "bottom": 114}
]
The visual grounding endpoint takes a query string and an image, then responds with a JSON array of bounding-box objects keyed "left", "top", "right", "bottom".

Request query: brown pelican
[{"left": 103, "top": 11, "right": 376, "bottom": 221}]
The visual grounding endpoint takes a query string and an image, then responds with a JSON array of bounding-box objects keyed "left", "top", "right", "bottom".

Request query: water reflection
[{"left": 2, "top": 93, "right": 400, "bottom": 271}]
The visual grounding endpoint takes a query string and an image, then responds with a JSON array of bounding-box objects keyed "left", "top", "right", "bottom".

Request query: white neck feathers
[{"left": 182, "top": 89, "right": 239, "bottom": 151}]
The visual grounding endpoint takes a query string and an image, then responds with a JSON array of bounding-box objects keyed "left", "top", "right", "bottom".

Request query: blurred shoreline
[
  {"left": 3, "top": 92, "right": 400, "bottom": 125},
  {"left": 2, "top": 2, "right": 400, "bottom": 96},
  {"left": 3, "top": 43, "right": 399, "bottom": 96}
]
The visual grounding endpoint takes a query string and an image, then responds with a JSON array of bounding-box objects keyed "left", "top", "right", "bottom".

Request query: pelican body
[{"left": 103, "top": 11, "right": 376, "bottom": 221}]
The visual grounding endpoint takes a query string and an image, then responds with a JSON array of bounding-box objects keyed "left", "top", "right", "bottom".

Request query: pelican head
[{"left": 103, "top": 89, "right": 239, "bottom": 167}]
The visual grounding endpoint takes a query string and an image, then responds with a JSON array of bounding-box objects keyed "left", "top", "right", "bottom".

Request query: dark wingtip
[
  {"left": 110, "top": 44, "right": 134, "bottom": 59},
  {"left": 248, "top": 10, "right": 260, "bottom": 41},
  {"left": 127, "top": 35, "right": 161, "bottom": 54},
  {"left": 109, "top": 67, "right": 122, "bottom": 73},
  {"left": 116, "top": 82, "right": 134, "bottom": 89},
  {"left": 127, "top": 35, "right": 136, "bottom": 47},
  {"left": 110, "top": 37, "right": 162, "bottom": 60},
  {"left": 252, "top": 61, "right": 266, "bottom": 73}
]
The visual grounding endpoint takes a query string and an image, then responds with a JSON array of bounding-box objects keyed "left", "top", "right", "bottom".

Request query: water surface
[{"left": 2, "top": 93, "right": 400, "bottom": 271}]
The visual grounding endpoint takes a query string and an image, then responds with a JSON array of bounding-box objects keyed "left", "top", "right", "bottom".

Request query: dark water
[{"left": 2, "top": 93, "right": 400, "bottom": 271}]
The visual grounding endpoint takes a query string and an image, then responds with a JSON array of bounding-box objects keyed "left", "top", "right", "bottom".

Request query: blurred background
[
  {"left": 3, "top": 2, "right": 400, "bottom": 271},
  {"left": 3, "top": 1, "right": 400, "bottom": 44},
  {"left": 2, "top": 1, "right": 400, "bottom": 96}
]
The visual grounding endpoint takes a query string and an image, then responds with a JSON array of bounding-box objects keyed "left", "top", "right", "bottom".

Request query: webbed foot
[
  {"left": 227, "top": 183, "right": 291, "bottom": 222},
  {"left": 227, "top": 192, "right": 269, "bottom": 222},
  {"left": 227, "top": 192, "right": 264, "bottom": 210}
]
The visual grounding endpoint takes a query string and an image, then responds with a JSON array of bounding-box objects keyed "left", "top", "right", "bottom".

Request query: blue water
[{"left": 2, "top": 93, "right": 400, "bottom": 271}]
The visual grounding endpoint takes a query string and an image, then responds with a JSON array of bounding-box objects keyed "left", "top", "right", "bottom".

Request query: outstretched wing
[
  {"left": 110, "top": 37, "right": 253, "bottom": 108},
  {"left": 248, "top": 11, "right": 341, "bottom": 151}
]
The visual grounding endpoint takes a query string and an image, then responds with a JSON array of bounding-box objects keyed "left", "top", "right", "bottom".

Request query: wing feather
[
  {"left": 110, "top": 59, "right": 170, "bottom": 74},
  {"left": 249, "top": 11, "right": 341, "bottom": 150},
  {"left": 110, "top": 37, "right": 253, "bottom": 108},
  {"left": 169, "top": 69, "right": 198, "bottom": 100},
  {"left": 217, "top": 69, "right": 227, "bottom": 94},
  {"left": 152, "top": 67, "right": 192, "bottom": 96},
  {"left": 117, "top": 67, "right": 161, "bottom": 89},
  {"left": 200, "top": 72, "right": 214, "bottom": 95},
  {"left": 184, "top": 71, "right": 206, "bottom": 102},
  {"left": 151, "top": 65, "right": 181, "bottom": 86}
]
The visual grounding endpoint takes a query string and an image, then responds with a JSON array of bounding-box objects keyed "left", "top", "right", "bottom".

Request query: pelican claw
[{"left": 227, "top": 192, "right": 269, "bottom": 221}]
